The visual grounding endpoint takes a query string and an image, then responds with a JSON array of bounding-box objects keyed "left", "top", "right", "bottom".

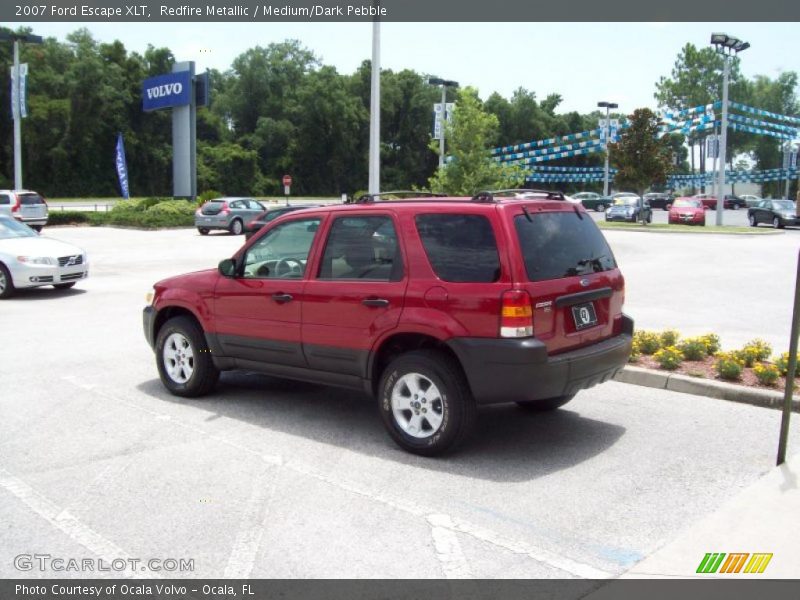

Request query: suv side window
[
  {"left": 318, "top": 216, "right": 402, "bottom": 281},
  {"left": 242, "top": 218, "right": 321, "bottom": 279},
  {"left": 0, "top": 194, "right": 10, "bottom": 205},
  {"left": 415, "top": 214, "right": 500, "bottom": 283}
]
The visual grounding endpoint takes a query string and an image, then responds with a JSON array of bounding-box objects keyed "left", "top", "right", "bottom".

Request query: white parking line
[
  {"left": 427, "top": 514, "right": 473, "bottom": 578},
  {"left": 223, "top": 467, "right": 276, "bottom": 578},
  {"left": 0, "top": 469, "right": 147, "bottom": 578}
]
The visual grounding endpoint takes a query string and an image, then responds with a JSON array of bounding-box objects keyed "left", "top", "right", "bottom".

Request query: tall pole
[
  {"left": 13, "top": 39, "right": 22, "bottom": 190},
  {"left": 716, "top": 55, "right": 730, "bottom": 226},
  {"left": 439, "top": 85, "right": 446, "bottom": 169},
  {"left": 784, "top": 143, "right": 792, "bottom": 200},
  {"left": 368, "top": 17, "right": 380, "bottom": 195},
  {"left": 603, "top": 105, "right": 611, "bottom": 197}
]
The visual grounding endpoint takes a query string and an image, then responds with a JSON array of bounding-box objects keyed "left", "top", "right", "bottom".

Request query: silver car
[
  {"left": 0, "top": 189, "right": 49, "bottom": 231},
  {"left": 195, "top": 197, "right": 266, "bottom": 235},
  {"left": 0, "top": 215, "right": 88, "bottom": 298}
]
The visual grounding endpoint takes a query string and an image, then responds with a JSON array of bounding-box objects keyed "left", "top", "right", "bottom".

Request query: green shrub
[
  {"left": 736, "top": 339, "right": 773, "bottom": 368},
  {"left": 47, "top": 211, "right": 93, "bottom": 225},
  {"left": 699, "top": 333, "right": 721, "bottom": 355},
  {"left": 633, "top": 330, "right": 661, "bottom": 355},
  {"left": 678, "top": 337, "right": 707, "bottom": 361},
  {"left": 775, "top": 352, "right": 800, "bottom": 377},
  {"left": 659, "top": 329, "right": 680, "bottom": 347},
  {"left": 198, "top": 190, "right": 222, "bottom": 204},
  {"left": 654, "top": 346, "right": 682, "bottom": 370},
  {"left": 753, "top": 362, "right": 780, "bottom": 386},
  {"left": 629, "top": 338, "right": 641, "bottom": 363},
  {"left": 715, "top": 352, "right": 744, "bottom": 381}
]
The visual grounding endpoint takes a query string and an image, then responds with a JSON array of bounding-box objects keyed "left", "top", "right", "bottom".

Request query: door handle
[
  {"left": 362, "top": 298, "right": 389, "bottom": 308},
  {"left": 272, "top": 293, "right": 293, "bottom": 303}
]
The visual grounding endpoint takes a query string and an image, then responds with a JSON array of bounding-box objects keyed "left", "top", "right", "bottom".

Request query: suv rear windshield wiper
[{"left": 564, "top": 254, "right": 609, "bottom": 276}]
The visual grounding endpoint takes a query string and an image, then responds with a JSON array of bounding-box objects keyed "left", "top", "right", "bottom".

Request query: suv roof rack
[
  {"left": 470, "top": 189, "right": 566, "bottom": 203},
  {"left": 349, "top": 191, "right": 448, "bottom": 204}
]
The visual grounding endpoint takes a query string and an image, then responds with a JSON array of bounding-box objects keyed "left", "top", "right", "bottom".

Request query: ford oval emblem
[{"left": 580, "top": 278, "right": 590, "bottom": 287}]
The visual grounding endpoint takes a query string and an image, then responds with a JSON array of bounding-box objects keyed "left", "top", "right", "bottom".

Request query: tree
[
  {"left": 655, "top": 43, "right": 747, "bottom": 191},
  {"left": 427, "top": 88, "right": 524, "bottom": 195},
  {"left": 610, "top": 108, "right": 674, "bottom": 224}
]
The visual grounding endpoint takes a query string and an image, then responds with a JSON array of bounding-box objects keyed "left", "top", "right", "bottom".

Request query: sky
[{"left": 11, "top": 21, "right": 799, "bottom": 116}]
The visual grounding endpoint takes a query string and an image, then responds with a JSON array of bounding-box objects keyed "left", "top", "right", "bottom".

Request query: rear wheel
[
  {"left": 595, "top": 203, "right": 605, "bottom": 212},
  {"left": 664, "top": 204, "right": 671, "bottom": 211},
  {"left": 53, "top": 282, "right": 75, "bottom": 290},
  {"left": 155, "top": 316, "right": 219, "bottom": 397},
  {"left": 197, "top": 227, "right": 210, "bottom": 235},
  {"left": 516, "top": 394, "right": 576, "bottom": 412},
  {"left": 31, "top": 225, "right": 43, "bottom": 232},
  {"left": 732, "top": 203, "right": 740, "bottom": 210},
  {"left": 749, "top": 214, "right": 757, "bottom": 227},
  {"left": 378, "top": 350, "right": 475, "bottom": 456},
  {"left": 0, "top": 264, "right": 15, "bottom": 299},
  {"left": 229, "top": 219, "right": 244, "bottom": 235},
  {"left": 773, "top": 216, "right": 784, "bottom": 229},
  {"left": 646, "top": 212, "right": 653, "bottom": 224}
]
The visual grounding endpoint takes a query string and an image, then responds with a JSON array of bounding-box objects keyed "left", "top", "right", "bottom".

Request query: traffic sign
[{"left": 282, "top": 174, "right": 292, "bottom": 186}]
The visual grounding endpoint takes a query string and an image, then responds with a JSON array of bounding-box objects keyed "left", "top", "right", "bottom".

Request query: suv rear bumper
[{"left": 447, "top": 315, "right": 633, "bottom": 405}]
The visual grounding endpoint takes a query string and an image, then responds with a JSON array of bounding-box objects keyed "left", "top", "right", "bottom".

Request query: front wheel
[
  {"left": 155, "top": 316, "right": 219, "bottom": 397},
  {"left": 664, "top": 204, "right": 672, "bottom": 211},
  {"left": 31, "top": 225, "right": 43, "bottom": 232},
  {"left": 197, "top": 227, "right": 210, "bottom": 235},
  {"left": 749, "top": 214, "right": 757, "bottom": 227},
  {"left": 595, "top": 204, "right": 605, "bottom": 212},
  {"left": 646, "top": 212, "right": 653, "bottom": 224},
  {"left": 773, "top": 216, "right": 784, "bottom": 229},
  {"left": 0, "top": 263, "right": 15, "bottom": 299},
  {"left": 516, "top": 394, "right": 576, "bottom": 412},
  {"left": 378, "top": 350, "right": 475, "bottom": 456},
  {"left": 732, "top": 203, "right": 740, "bottom": 210},
  {"left": 229, "top": 219, "right": 244, "bottom": 235},
  {"left": 53, "top": 282, "right": 75, "bottom": 290}
]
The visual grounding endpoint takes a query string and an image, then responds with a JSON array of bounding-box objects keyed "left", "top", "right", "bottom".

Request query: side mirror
[{"left": 218, "top": 258, "right": 237, "bottom": 277}]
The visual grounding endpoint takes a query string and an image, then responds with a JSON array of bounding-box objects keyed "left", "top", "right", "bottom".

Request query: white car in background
[
  {"left": 0, "top": 189, "right": 49, "bottom": 231},
  {"left": 0, "top": 215, "right": 88, "bottom": 299}
]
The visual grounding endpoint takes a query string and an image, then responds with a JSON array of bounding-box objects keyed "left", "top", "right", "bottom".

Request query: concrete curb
[{"left": 614, "top": 365, "right": 799, "bottom": 412}]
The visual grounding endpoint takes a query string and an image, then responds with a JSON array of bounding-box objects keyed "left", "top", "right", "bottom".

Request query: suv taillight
[
  {"left": 500, "top": 290, "right": 533, "bottom": 338},
  {"left": 11, "top": 194, "right": 19, "bottom": 213}
]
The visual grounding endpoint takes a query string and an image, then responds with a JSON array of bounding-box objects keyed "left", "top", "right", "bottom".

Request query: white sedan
[{"left": 0, "top": 215, "right": 88, "bottom": 299}]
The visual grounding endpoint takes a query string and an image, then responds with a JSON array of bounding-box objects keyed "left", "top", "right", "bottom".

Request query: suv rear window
[
  {"left": 415, "top": 214, "right": 500, "bottom": 283},
  {"left": 19, "top": 194, "right": 45, "bottom": 205},
  {"left": 514, "top": 212, "right": 616, "bottom": 282}
]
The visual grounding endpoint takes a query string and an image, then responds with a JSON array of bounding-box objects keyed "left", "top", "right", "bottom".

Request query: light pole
[
  {"left": 428, "top": 78, "right": 458, "bottom": 169},
  {"left": 0, "top": 31, "right": 43, "bottom": 191},
  {"left": 597, "top": 101, "right": 618, "bottom": 197},
  {"left": 368, "top": 14, "right": 381, "bottom": 195},
  {"left": 710, "top": 33, "right": 749, "bottom": 226}
]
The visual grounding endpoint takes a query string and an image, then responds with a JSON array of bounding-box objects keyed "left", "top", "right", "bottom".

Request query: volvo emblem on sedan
[
  {"left": 580, "top": 278, "right": 590, "bottom": 287},
  {"left": 67, "top": 256, "right": 77, "bottom": 266}
]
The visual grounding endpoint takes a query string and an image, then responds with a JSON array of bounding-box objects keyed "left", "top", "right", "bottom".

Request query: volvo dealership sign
[{"left": 142, "top": 71, "right": 192, "bottom": 112}]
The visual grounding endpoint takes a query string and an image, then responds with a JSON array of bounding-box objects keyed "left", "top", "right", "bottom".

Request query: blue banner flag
[{"left": 115, "top": 133, "right": 130, "bottom": 200}]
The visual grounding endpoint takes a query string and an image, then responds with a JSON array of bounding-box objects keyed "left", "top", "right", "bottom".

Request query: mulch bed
[{"left": 633, "top": 354, "right": 792, "bottom": 393}]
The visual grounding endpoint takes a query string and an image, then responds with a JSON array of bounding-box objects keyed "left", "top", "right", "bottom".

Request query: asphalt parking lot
[{"left": 1, "top": 225, "right": 798, "bottom": 579}]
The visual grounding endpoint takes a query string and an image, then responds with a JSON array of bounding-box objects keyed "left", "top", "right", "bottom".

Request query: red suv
[{"left": 143, "top": 190, "right": 632, "bottom": 455}]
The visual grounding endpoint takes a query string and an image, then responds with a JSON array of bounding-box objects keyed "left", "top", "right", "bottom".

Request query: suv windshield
[
  {"left": 514, "top": 212, "right": 616, "bottom": 281},
  {"left": 19, "top": 193, "right": 45, "bottom": 205}
]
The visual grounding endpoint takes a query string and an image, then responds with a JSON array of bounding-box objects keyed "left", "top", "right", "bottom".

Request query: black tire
[
  {"left": 31, "top": 225, "right": 43, "bottom": 232},
  {"left": 198, "top": 227, "right": 210, "bottom": 235},
  {"left": 155, "top": 316, "right": 219, "bottom": 397},
  {"left": 773, "top": 216, "right": 784, "bottom": 229},
  {"left": 377, "top": 350, "right": 476, "bottom": 456},
  {"left": 516, "top": 394, "right": 576, "bottom": 412},
  {"left": 53, "top": 282, "right": 76, "bottom": 290},
  {"left": 646, "top": 212, "right": 653, "bottom": 224},
  {"left": 732, "top": 203, "right": 740, "bottom": 210},
  {"left": 0, "top": 263, "right": 15, "bottom": 299},
  {"left": 749, "top": 214, "right": 757, "bottom": 227},
  {"left": 595, "top": 203, "right": 605, "bottom": 212},
  {"left": 664, "top": 204, "right": 671, "bottom": 211},
  {"left": 229, "top": 219, "right": 244, "bottom": 235}
]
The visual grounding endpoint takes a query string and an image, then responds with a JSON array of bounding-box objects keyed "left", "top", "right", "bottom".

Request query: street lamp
[
  {"left": 710, "top": 32, "right": 749, "bottom": 226},
  {"left": 428, "top": 78, "right": 459, "bottom": 168},
  {"left": 0, "top": 32, "right": 43, "bottom": 191},
  {"left": 597, "top": 101, "right": 618, "bottom": 196}
]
